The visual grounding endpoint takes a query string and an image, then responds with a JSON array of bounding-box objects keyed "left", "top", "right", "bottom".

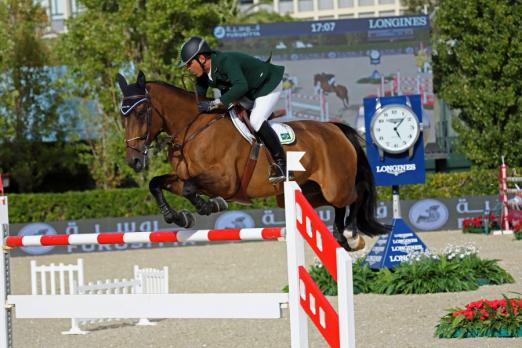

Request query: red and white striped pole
[
  {"left": 4, "top": 228, "right": 284, "bottom": 248},
  {"left": 499, "top": 156, "right": 510, "bottom": 231}
]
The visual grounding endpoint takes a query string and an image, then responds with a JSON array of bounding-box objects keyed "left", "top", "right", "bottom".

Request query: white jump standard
[{"left": 0, "top": 180, "right": 355, "bottom": 348}]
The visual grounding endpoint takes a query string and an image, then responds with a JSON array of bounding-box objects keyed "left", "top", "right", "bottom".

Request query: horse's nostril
[{"left": 134, "top": 158, "right": 143, "bottom": 171}]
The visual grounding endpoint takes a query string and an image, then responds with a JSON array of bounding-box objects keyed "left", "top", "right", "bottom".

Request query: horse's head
[{"left": 117, "top": 71, "right": 160, "bottom": 172}]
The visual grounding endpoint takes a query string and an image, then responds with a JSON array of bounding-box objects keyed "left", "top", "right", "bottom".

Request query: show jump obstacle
[
  {"left": 0, "top": 180, "right": 355, "bottom": 348},
  {"left": 499, "top": 156, "right": 522, "bottom": 232}
]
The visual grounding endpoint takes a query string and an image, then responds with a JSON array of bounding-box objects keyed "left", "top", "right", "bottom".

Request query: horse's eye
[{"left": 136, "top": 108, "right": 147, "bottom": 120}]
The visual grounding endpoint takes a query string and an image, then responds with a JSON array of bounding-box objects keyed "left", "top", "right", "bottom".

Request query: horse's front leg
[
  {"left": 149, "top": 174, "right": 195, "bottom": 228},
  {"left": 182, "top": 179, "right": 228, "bottom": 216}
]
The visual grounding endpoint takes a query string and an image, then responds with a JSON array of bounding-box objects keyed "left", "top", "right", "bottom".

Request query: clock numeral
[
  {"left": 378, "top": 119, "right": 384, "bottom": 123},
  {"left": 379, "top": 136, "right": 384, "bottom": 141}
]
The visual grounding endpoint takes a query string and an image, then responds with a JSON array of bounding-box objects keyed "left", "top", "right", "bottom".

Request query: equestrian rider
[{"left": 179, "top": 36, "right": 289, "bottom": 184}]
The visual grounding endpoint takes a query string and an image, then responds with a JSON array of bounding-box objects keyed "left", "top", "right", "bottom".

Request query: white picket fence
[{"left": 30, "top": 259, "right": 168, "bottom": 334}]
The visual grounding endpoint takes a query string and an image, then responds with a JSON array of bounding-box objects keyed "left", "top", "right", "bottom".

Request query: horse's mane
[{"left": 147, "top": 80, "right": 196, "bottom": 98}]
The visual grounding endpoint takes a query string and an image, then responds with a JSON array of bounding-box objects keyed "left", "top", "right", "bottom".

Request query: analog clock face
[{"left": 370, "top": 104, "right": 420, "bottom": 154}]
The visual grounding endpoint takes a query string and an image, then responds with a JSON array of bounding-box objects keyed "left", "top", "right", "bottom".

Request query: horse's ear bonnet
[{"left": 117, "top": 71, "right": 148, "bottom": 116}]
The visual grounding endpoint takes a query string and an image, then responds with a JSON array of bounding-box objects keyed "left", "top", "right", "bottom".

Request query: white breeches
[{"left": 250, "top": 82, "right": 282, "bottom": 131}]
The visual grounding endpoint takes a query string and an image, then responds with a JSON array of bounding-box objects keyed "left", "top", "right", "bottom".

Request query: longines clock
[{"left": 370, "top": 99, "right": 422, "bottom": 160}]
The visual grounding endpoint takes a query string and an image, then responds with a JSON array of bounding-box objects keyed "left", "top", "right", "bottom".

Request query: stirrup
[
  {"left": 269, "top": 174, "right": 286, "bottom": 184},
  {"left": 268, "top": 163, "right": 293, "bottom": 184}
]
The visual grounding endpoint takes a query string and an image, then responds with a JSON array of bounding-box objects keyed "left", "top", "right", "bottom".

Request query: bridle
[
  {"left": 121, "top": 87, "right": 225, "bottom": 171},
  {"left": 121, "top": 94, "right": 153, "bottom": 165}
]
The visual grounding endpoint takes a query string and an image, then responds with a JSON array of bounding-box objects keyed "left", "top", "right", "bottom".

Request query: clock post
[{"left": 363, "top": 95, "right": 428, "bottom": 269}]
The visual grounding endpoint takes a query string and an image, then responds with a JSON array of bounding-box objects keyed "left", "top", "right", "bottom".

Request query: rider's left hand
[{"left": 198, "top": 99, "right": 223, "bottom": 113}]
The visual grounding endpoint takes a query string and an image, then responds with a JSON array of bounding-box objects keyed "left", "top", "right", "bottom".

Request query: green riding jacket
[{"left": 195, "top": 51, "right": 285, "bottom": 105}]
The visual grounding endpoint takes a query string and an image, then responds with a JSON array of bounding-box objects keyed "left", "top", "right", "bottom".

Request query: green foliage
[
  {"left": 308, "top": 263, "right": 338, "bottom": 296},
  {"left": 435, "top": 295, "right": 522, "bottom": 338},
  {"left": 309, "top": 252, "right": 513, "bottom": 296},
  {"left": 377, "top": 167, "right": 503, "bottom": 199},
  {"left": 0, "top": 0, "right": 82, "bottom": 192},
  {"left": 7, "top": 188, "right": 277, "bottom": 223},
  {"left": 433, "top": 0, "right": 522, "bottom": 168}
]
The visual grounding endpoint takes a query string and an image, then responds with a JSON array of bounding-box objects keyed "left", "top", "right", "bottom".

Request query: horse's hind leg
[
  {"left": 334, "top": 206, "right": 366, "bottom": 252},
  {"left": 344, "top": 205, "right": 365, "bottom": 251},
  {"left": 334, "top": 207, "right": 350, "bottom": 250},
  {"left": 149, "top": 175, "right": 195, "bottom": 228},
  {"left": 182, "top": 179, "right": 228, "bottom": 216}
]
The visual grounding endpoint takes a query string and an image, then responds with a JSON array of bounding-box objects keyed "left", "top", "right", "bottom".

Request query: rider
[{"left": 179, "top": 36, "right": 290, "bottom": 184}]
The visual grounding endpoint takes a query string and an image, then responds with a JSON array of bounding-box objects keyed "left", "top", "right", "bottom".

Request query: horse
[
  {"left": 117, "top": 71, "right": 390, "bottom": 251},
  {"left": 313, "top": 73, "right": 350, "bottom": 108}
]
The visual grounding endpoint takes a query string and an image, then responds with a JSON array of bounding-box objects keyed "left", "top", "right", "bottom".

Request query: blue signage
[
  {"left": 364, "top": 219, "right": 428, "bottom": 269},
  {"left": 364, "top": 95, "right": 426, "bottom": 186},
  {"left": 214, "top": 15, "right": 429, "bottom": 40}
]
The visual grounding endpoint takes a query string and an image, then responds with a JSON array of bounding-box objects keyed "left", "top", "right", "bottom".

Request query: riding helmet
[{"left": 178, "top": 36, "right": 212, "bottom": 67}]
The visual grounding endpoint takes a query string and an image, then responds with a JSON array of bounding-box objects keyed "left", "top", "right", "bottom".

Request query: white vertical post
[
  {"left": 285, "top": 89, "right": 293, "bottom": 118},
  {"left": 336, "top": 248, "right": 356, "bottom": 348},
  {"left": 0, "top": 195, "right": 12, "bottom": 348},
  {"left": 30, "top": 260, "right": 37, "bottom": 295},
  {"left": 284, "top": 181, "right": 308, "bottom": 348}
]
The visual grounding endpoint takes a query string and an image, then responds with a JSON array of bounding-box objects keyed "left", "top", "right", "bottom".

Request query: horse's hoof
[
  {"left": 347, "top": 235, "right": 365, "bottom": 251},
  {"left": 210, "top": 197, "right": 228, "bottom": 213},
  {"left": 197, "top": 204, "right": 213, "bottom": 216},
  {"left": 162, "top": 210, "right": 177, "bottom": 224},
  {"left": 343, "top": 229, "right": 365, "bottom": 251},
  {"left": 176, "top": 210, "right": 195, "bottom": 228}
]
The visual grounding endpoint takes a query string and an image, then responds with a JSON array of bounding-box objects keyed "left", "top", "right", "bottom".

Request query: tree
[
  {"left": 432, "top": 0, "right": 522, "bottom": 168},
  {"left": 0, "top": 0, "right": 80, "bottom": 192}
]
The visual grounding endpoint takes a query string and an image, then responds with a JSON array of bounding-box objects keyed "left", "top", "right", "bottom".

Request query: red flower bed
[
  {"left": 436, "top": 297, "right": 522, "bottom": 338},
  {"left": 462, "top": 213, "right": 499, "bottom": 234},
  {"left": 452, "top": 299, "right": 522, "bottom": 320}
]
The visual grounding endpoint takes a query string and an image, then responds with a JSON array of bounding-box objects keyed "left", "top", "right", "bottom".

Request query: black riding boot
[{"left": 256, "top": 121, "right": 291, "bottom": 184}]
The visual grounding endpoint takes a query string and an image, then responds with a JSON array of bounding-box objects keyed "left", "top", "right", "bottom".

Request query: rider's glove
[{"left": 198, "top": 99, "right": 223, "bottom": 113}]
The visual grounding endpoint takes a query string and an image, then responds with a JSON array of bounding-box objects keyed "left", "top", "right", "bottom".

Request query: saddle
[{"left": 227, "top": 104, "right": 296, "bottom": 203}]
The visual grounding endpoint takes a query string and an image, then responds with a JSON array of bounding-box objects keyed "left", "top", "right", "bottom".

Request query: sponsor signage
[
  {"left": 364, "top": 219, "right": 428, "bottom": 269},
  {"left": 8, "top": 195, "right": 496, "bottom": 257},
  {"left": 213, "top": 15, "right": 429, "bottom": 40}
]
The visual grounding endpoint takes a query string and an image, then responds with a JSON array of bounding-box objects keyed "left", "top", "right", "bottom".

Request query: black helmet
[{"left": 178, "top": 36, "right": 212, "bottom": 67}]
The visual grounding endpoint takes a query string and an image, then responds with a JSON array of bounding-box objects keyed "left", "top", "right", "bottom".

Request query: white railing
[{"left": 30, "top": 259, "right": 168, "bottom": 334}]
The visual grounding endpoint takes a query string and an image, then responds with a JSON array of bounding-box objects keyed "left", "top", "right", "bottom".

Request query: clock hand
[{"left": 396, "top": 117, "right": 406, "bottom": 128}]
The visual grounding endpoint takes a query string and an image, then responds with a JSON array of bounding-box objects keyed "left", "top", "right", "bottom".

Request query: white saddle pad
[{"left": 229, "top": 109, "right": 296, "bottom": 145}]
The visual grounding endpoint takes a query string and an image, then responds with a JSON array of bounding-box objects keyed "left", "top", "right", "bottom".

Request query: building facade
[
  {"left": 36, "top": 0, "right": 81, "bottom": 35},
  {"left": 240, "top": 0, "right": 408, "bottom": 20},
  {"left": 37, "top": 0, "right": 408, "bottom": 35}
]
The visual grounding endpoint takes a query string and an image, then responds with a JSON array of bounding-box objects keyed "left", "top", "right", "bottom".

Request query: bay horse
[
  {"left": 314, "top": 73, "right": 350, "bottom": 108},
  {"left": 117, "top": 71, "right": 389, "bottom": 251}
]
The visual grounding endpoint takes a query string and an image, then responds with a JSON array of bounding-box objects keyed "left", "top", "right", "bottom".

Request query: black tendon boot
[{"left": 256, "top": 121, "right": 292, "bottom": 184}]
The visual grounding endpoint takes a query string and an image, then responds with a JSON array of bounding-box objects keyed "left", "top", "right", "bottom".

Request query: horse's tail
[{"left": 333, "top": 123, "right": 391, "bottom": 237}]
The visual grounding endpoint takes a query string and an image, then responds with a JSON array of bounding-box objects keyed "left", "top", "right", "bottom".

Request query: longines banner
[{"left": 8, "top": 195, "right": 497, "bottom": 257}]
